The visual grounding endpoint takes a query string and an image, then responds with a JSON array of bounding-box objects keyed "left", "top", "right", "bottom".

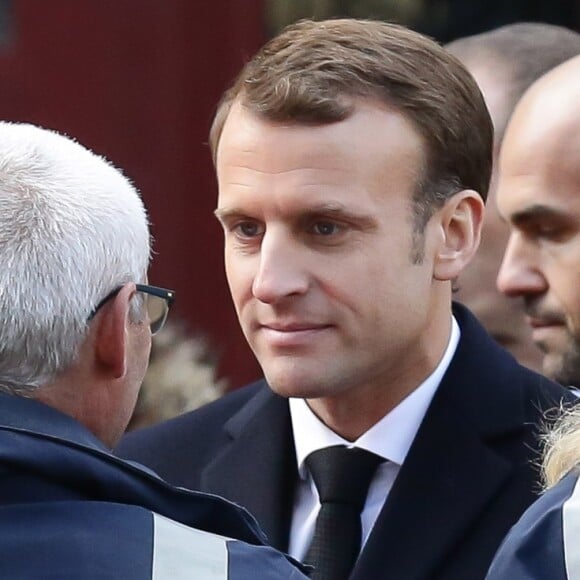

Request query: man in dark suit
[{"left": 118, "top": 19, "right": 574, "bottom": 580}]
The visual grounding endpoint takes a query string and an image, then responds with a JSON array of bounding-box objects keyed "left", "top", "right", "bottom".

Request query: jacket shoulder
[
  {"left": 517, "top": 367, "right": 577, "bottom": 420},
  {"left": 0, "top": 501, "right": 308, "bottom": 579},
  {"left": 115, "top": 380, "right": 267, "bottom": 485},
  {"left": 486, "top": 473, "right": 578, "bottom": 580}
]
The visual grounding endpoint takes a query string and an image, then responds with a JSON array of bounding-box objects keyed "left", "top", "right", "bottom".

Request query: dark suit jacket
[{"left": 117, "top": 304, "right": 576, "bottom": 579}]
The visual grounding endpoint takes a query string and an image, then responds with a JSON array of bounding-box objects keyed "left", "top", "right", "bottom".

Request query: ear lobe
[
  {"left": 433, "top": 190, "right": 484, "bottom": 282},
  {"left": 94, "top": 284, "right": 135, "bottom": 379}
]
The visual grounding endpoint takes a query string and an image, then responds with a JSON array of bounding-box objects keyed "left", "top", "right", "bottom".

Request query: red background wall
[{"left": 0, "top": 0, "right": 264, "bottom": 387}]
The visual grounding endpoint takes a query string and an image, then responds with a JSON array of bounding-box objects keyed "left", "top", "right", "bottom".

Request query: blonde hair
[{"left": 543, "top": 406, "right": 580, "bottom": 488}]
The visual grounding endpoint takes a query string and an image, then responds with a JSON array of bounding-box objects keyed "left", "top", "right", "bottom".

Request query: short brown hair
[{"left": 210, "top": 18, "right": 493, "bottom": 230}]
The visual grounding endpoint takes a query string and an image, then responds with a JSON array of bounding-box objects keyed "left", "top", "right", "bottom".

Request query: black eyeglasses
[{"left": 88, "top": 284, "right": 175, "bottom": 335}]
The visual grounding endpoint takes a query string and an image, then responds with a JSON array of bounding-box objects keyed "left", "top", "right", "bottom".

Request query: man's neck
[{"left": 305, "top": 314, "right": 458, "bottom": 440}]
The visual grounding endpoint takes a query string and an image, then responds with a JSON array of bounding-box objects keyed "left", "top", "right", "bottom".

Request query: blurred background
[{"left": 4, "top": 0, "right": 578, "bottom": 393}]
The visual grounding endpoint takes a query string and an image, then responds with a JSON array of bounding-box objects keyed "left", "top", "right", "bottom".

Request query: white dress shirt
[{"left": 287, "top": 316, "right": 460, "bottom": 560}]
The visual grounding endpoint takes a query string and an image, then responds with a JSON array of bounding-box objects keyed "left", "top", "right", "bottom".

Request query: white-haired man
[{"left": 0, "top": 123, "right": 307, "bottom": 579}]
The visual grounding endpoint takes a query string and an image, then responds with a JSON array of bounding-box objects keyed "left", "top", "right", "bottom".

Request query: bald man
[
  {"left": 495, "top": 55, "right": 580, "bottom": 390},
  {"left": 487, "top": 57, "right": 580, "bottom": 578},
  {"left": 447, "top": 23, "right": 580, "bottom": 373}
]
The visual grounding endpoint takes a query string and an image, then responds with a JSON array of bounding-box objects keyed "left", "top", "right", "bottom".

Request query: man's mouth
[
  {"left": 262, "top": 322, "right": 329, "bottom": 332},
  {"left": 526, "top": 316, "right": 565, "bottom": 329},
  {"left": 258, "top": 322, "right": 332, "bottom": 346}
]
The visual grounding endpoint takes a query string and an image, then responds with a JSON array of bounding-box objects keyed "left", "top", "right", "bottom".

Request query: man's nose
[
  {"left": 496, "top": 233, "right": 547, "bottom": 298},
  {"left": 252, "top": 230, "right": 310, "bottom": 304}
]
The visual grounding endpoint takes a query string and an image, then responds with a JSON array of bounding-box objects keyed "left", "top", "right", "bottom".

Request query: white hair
[{"left": 0, "top": 122, "right": 150, "bottom": 394}]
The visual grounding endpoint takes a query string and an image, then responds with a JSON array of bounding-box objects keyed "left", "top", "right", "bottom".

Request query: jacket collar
[
  {"left": 201, "top": 384, "right": 298, "bottom": 550},
  {"left": 0, "top": 392, "right": 107, "bottom": 450}
]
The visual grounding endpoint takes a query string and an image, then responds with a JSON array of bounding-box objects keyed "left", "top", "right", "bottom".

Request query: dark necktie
[{"left": 304, "top": 445, "right": 384, "bottom": 580}]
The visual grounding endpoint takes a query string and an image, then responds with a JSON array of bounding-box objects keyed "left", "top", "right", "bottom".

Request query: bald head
[
  {"left": 497, "top": 56, "right": 580, "bottom": 386},
  {"left": 502, "top": 55, "right": 580, "bottom": 168}
]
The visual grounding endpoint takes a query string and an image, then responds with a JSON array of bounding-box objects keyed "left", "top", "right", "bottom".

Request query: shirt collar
[{"left": 290, "top": 316, "right": 460, "bottom": 478}]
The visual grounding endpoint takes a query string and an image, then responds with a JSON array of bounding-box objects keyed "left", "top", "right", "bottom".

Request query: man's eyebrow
[
  {"left": 213, "top": 208, "right": 246, "bottom": 221},
  {"left": 302, "top": 203, "right": 374, "bottom": 221},
  {"left": 510, "top": 204, "right": 570, "bottom": 226},
  {"left": 214, "top": 203, "right": 376, "bottom": 225}
]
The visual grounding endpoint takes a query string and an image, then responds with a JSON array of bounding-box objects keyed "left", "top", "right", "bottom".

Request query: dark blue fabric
[
  {"left": 486, "top": 473, "right": 577, "bottom": 580},
  {"left": 227, "top": 541, "right": 313, "bottom": 580},
  {"left": 0, "top": 393, "right": 308, "bottom": 579},
  {"left": 0, "top": 393, "right": 267, "bottom": 543},
  {"left": 1, "top": 502, "right": 154, "bottom": 579}
]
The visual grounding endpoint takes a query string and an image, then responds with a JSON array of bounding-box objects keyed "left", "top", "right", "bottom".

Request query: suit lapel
[
  {"left": 353, "top": 401, "right": 515, "bottom": 579},
  {"left": 354, "top": 304, "right": 526, "bottom": 579},
  {"left": 200, "top": 385, "right": 297, "bottom": 551}
]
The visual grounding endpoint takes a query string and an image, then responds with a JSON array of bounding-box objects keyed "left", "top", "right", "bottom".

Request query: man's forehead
[
  {"left": 216, "top": 100, "right": 426, "bottom": 201},
  {"left": 496, "top": 171, "right": 580, "bottom": 227},
  {"left": 217, "top": 98, "right": 423, "bottom": 152},
  {"left": 498, "top": 122, "right": 580, "bottom": 218},
  {"left": 495, "top": 174, "right": 532, "bottom": 219}
]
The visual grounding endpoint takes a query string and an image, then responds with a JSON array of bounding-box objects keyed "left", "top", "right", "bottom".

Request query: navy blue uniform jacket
[
  {"left": 487, "top": 471, "right": 580, "bottom": 580},
  {"left": 0, "top": 393, "right": 307, "bottom": 579},
  {"left": 118, "top": 304, "right": 575, "bottom": 579}
]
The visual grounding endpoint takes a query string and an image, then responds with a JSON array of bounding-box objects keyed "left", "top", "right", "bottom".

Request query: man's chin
[
  {"left": 263, "top": 368, "right": 304, "bottom": 398},
  {"left": 543, "top": 349, "right": 580, "bottom": 389},
  {"left": 264, "top": 368, "right": 335, "bottom": 400},
  {"left": 267, "top": 380, "right": 326, "bottom": 400}
]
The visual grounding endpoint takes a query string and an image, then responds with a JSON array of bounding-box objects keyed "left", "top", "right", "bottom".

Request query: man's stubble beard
[{"left": 544, "top": 333, "right": 580, "bottom": 389}]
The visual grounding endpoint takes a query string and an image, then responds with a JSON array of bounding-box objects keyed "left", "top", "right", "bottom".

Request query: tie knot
[{"left": 306, "top": 445, "right": 384, "bottom": 510}]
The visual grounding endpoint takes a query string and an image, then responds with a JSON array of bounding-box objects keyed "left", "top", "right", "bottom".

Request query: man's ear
[
  {"left": 433, "top": 190, "right": 484, "bottom": 281},
  {"left": 94, "top": 284, "right": 135, "bottom": 379}
]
